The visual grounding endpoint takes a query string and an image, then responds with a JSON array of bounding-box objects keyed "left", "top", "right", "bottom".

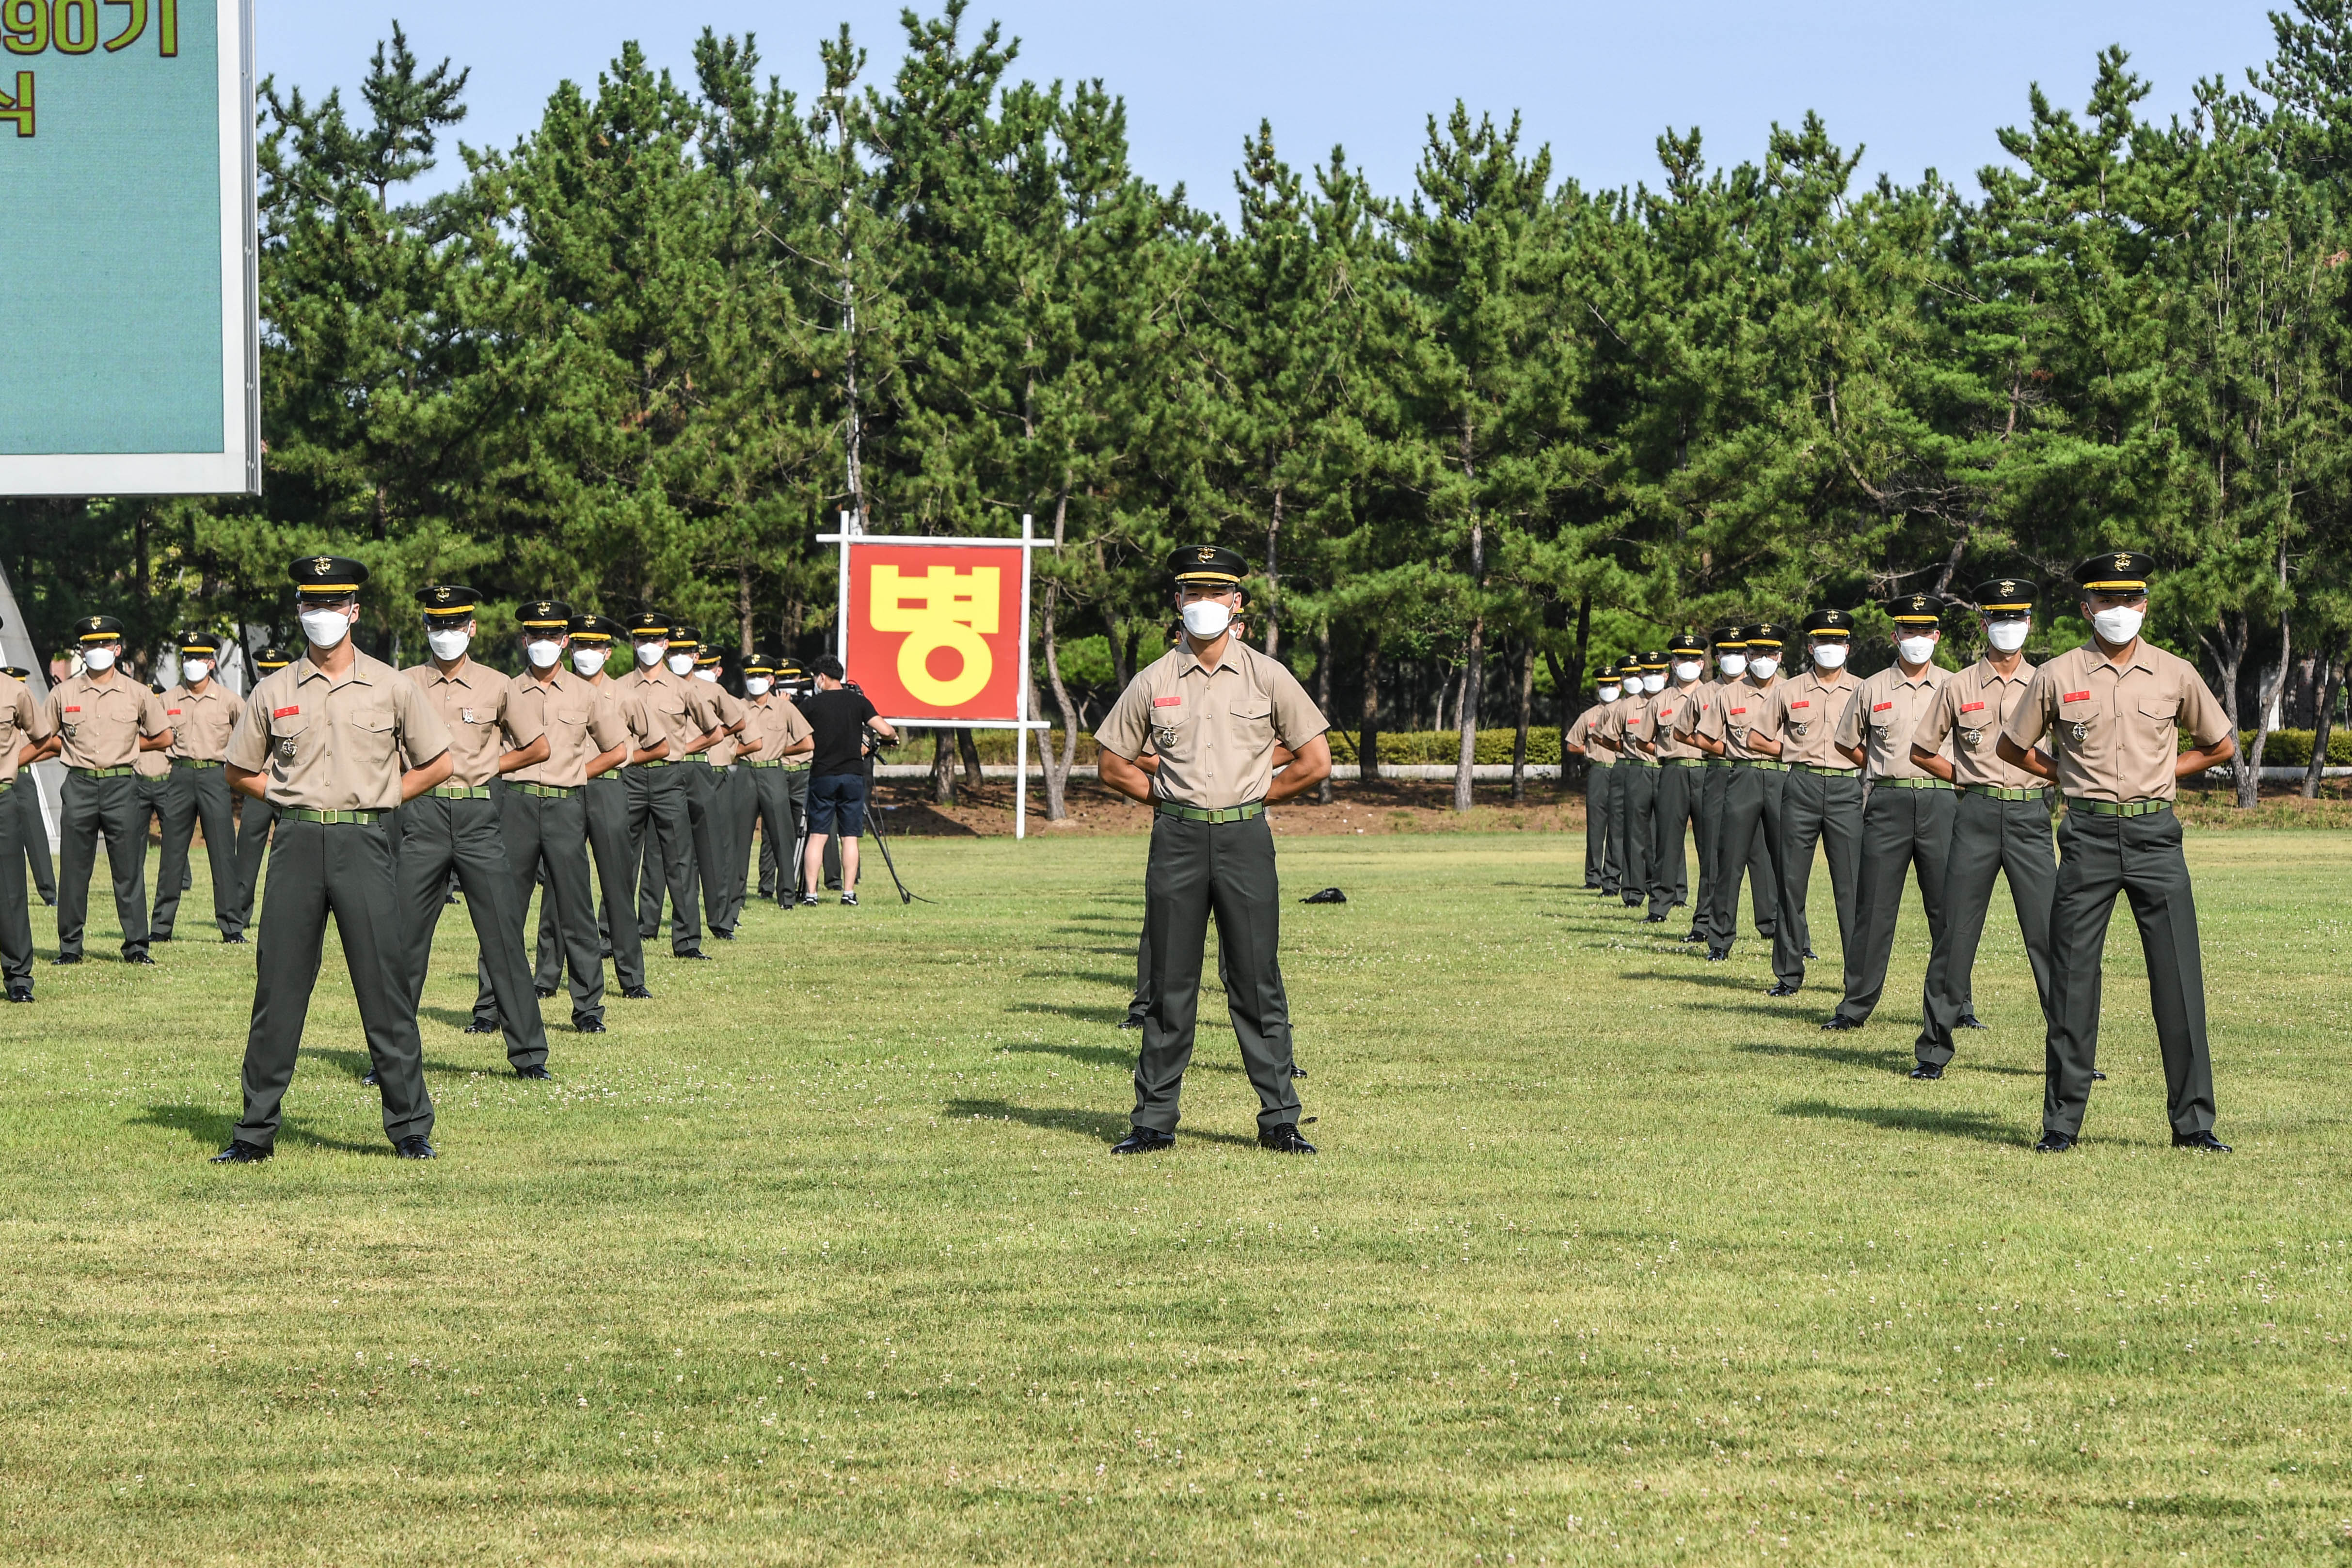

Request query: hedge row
[{"left": 2246, "top": 728, "right": 2352, "bottom": 767}]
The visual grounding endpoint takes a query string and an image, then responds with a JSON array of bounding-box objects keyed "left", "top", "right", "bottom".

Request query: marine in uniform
[
  {"left": 131, "top": 696, "right": 175, "bottom": 893},
  {"left": 2, "top": 668, "right": 57, "bottom": 908},
  {"left": 1684, "top": 630, "right": 1745, "bottom": 944},
  {"left": 1754, "top": 609, "right": 1863, "bottom": 990},
  {"left": 619, "top": 613, "right": 727, "bottom": 957},
  {"left": 690, "top": 643, "right": 752, "bottom": 937},
  {"left": 1907, "top": 578, "right": 2056, "bottom": 1077},
  {"left": 212, "top": 557, "right": 455, "bottom": 1163},
  {"left": 472, "top": 600, "right": 630, "bottom": 1035},
  {"left": 37, "top": 616, "right": 172, "bottom": 965},
  {"left": 396, "top": 586, "right": 555, "bottom": 1076},
  {"left": 737, "top": 651, "right": 815, "bottom": 912},
  {"left": 756, "top": 660, "right": 817, "bottom": 903},
  {"left": 0, "top": 655, "right": 49, "bottom": 999},
  {"left": 152, "top": 634, "right": 247, "bottom": 943},
  {"left": 229, "top": 646, "right": 294, "bottom": 933},
  {"left": 535, "top": 616, "right": 660, "bottom": 1001},
  {"left": 1823, "top": 594, "right": 1954, "bottom": 1032},
  {"left": 1640, "top": 634, "right": 1711, "bottom": 922},
  {"left": 1562, "top": 672, "right": 1621, "bottom": 894},
  {"left": 1997, "top": 552, "right": 2237, "bottom": 1153},
  {"left": 1596, "top": 655, "right": 1653, "bottom": 910},
  {"left": 1693, "top": 622, "right": 1791, "bottom": 976},
  {"left": 1094, "top": 545, "right": 1332, "bottom": 1155}
]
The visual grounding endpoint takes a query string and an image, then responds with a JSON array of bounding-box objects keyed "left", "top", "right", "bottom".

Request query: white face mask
[
  {"left": 180, "top": 659, "right": 212, "bottom": 684},
  {"left": 1985, "top": 618, "right": 2031, "bottom": 653},
  {"left": 1716, "top": 654, "right": 1747, "bottom": 679},
  {"left": 84, "top": 647, "right": 118, "bottom": 673},
  {"left": 573, "top": 648, "right": 609, "bottom": 678},
  {"left": 1672, "top": 660, "right": 1702, "bottom": 683},
  {"left": 1596, "top": 685, "right": 1621, "bottom": 704},
  {"left": 301, "top": 607, "right": 352, "bottom": 649},
  {"left": 1179, "top": 600, "right": 1234, "bottom": 640},
  {"left": 1897, "top": 634, "right": 1939, "bottom": 666},
  {"left": 1747, "top": 655, "right": 1780, "bottom": 680},
  {"left": 1810, "top": 641, "right": 1848, "bottom": 670},
  {"left": 694, "top": 667, "right": 718, "bottom": 682},
  {"left": 746, "top": 676, "right": 772, "bottom": 696},
  {"left": 635, "top": 641, "right": 665, "bottom": 667},
  {"left": 525, "top": 639, "right": 563, "bottom": 669},
  {"left": 427, "top": 627, "right": 472, "bottom": 662},
  {"left": 666, "top": 652, "right": 696, "bottom": 676},
  {"left": 1640, "top": 672, "right": 1667, "bottom": 694},
  {"left": 2091, "top": 605, "right": 2145, "bottom": 646}
]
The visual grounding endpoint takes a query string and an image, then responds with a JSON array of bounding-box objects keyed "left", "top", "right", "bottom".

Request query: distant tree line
[{"left": 7, "top": 0, "right": 2352, "bottom": 812}]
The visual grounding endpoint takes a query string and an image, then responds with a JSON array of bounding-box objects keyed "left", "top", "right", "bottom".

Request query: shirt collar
[
  {"left": 298, "top": 655, "right": 374, "bottom": 690},
  {"left": 2088, "top": 642, "right": 2157, "bottom": 678},
  {"left": 1893, "top": 665, "right": 1940, "bottom": 689},
  {"left": 1178, "top": 644, "right": 1240, "bottom": 679},
  {"left": 1973, "top": 656, "right": 2032, "bottom": 684}
]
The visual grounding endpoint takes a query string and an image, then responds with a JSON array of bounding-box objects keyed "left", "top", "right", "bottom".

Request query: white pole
[
  {"left": 1015, "top": 512, "right": 1033, "bottom": 840},
  {"left": 836, "top": 510, "right": 853, "bottom": 666}
]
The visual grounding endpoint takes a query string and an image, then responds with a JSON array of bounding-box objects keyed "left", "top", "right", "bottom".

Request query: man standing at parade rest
[
  {"left": 397, "top": 585, "right": 555, "bottom": 1077},
  {"left": 131, "top": 697, "right": 175, "bottom": 893},
  {"left": 1749, "top": 610, "right": 1863, "bottom": 991},
  {"left": 2, "top": 668, "right": 57, "bottom": 909},
  {"left": 736, "top": 651, "right": 815, "bottom": 911},
  {"left": 1997, "top": 552, "right": 2237, "bottom": 1154},
  {"left": 758, "top": 660, "right": 817, "bottom": 903},
  {"left": 1562, "top": 669, "right": 1622, "bottom": 895},
  {"left": 690, "top": 643, "right": 753, "bottom": 938},
  {"left": 1094, "top": 544, "right": 1332, "bottom": 1156},
  {"left": 1822, "top": 594, "right": 1955, "bottom": 1033},
  {"left": 213, "top": 557, "right": 455, "bottom": 1164},
  {"left": 33, "top": 616, "right": 172, "bottom": 966},
  {"left": 1693, "top": 623, "right": 1793, "bottom": 977},
  {"left": 229, "top": 646, "right": 294, "bottom": 932},
  {"left": 620, "top": 614, "right": 728, "bottom": 958},
  {"left": 1596, "top": 654, "right": 1656, "bottom": 911},
  {"left": 474, "top": 600, "right": 630, "bottom": 1037},
  {"left": 1907, "top": 578, "right": 2057, "bottom": 1078},
  {"left": 1681, "top": 629, "right": 1746, "bottom": 945},
  {"left": 536, "top": 616, "right": 662, "bottom": 1001},
  {"left": 152, "top": 634, "right": 247, "bottom": 944},
  {"left": 1637, "top": 634, "right": 1712, "bottom": 924},
  {"left": 0, "top": 657, "right": 48, "bottom": 1000}
]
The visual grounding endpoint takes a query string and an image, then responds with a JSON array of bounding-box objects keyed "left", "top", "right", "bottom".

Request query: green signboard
[{"left": 0, "top": 0, "right": 257, "bottom": 495}]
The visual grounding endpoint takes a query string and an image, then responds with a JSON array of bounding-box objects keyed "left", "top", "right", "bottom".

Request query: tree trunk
[
  {"left": 1108, "top": 613, "right": 1134, "bottom": 694},
  {"left": 931, "top": 728, "right": 956, "bottom": 805},
  {"left": 2243, "top": 606, "right": 2291, "bottom": 810},
  {"left": 1315, "top": 622, "right": 1334, "bottom": 805},
  {"left": 1264, "top": 486, "right": 1282, "bottom": 659},
  {"left": 1040, "top": 593, "right": 1078, "bottom": 822},
  {"left": 2305, "top": 645, "right": 2345, "bottom": 799},
  {"left": 738, "top": 561, "right": 755, "bottom": 655},
  {"left": 2202, "top": 614, "right": 2249, "bottom": 809},
  {"left": 1454, "top": 512, "right": 1487, "bottom": 813},
  {"left": 1510, "top": 641, "right": 1533, "bottom": 803},
  {"left": 958, "top": 728, "right": 984, "bottom": 791},
  {"left": 1359, "top": 633, "right": 1382, "bottom": 785}
]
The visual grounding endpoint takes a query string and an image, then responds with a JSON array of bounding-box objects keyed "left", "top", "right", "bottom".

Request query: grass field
[{"left": 4, "top": 821, "right": 2350, "bottom": 1564}]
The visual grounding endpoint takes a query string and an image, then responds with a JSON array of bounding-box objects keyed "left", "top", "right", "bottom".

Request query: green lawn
[{"left": 3, "top": 825, "right": 2349, "bottom": 1564}]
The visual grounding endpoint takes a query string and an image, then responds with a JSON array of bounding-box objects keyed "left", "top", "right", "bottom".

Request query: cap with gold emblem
[
  {"left": 254, "top": 646, "right": 295, "bottom": 672},
  {"left": 695, "top": 645, "right": 723, "bottom": 668},
  {"left": 289, "top": 555, "right": 368, "bottom": 600},
  {"left": 1884, "top": 592, "right": 1944, "bottom": 627},
  {"left": 1169, "top": 543, "right": 1248, "bottom": 586},
  {"left": 0, "top": 666, "right": 25, "bottom": 680},
  {"left": 1637, "top": 649, "right": 1669, "bottom": 671},
  {"left": 177, "top": 632, "right": 223, "bottom": 658},
  {"left": 1668, "top": 632, "right": 1708, "bottom": 658},
  {"left": 669, "top": 624, "right": 701, "bottom": 651},
  {"left": 517, "top": 599, "right": 572, "bottom": 632},
  {"left": 1802, "top": 608, "right": 1855, "bottom": 639},
  {"left": 1743, "top": 621, "right": 1787, "bottom": 649},
  {"left": 1713, "top": 625, "right": 1748, "bottom": 649},
  {"left": 744, "top": 649, "right": 778, "bottom": 677},
  {"left": 777, "top": 658, "right": 810, "bottom": 685},
  {"left": 416, "top": 584, "right": 481, "bottom": 621},
  {"left": 622, "top": 610, "right": 670, "bottom": 640},
  {"left": 2073, "top": 551, "right": 2152, "bottom": 594},
  {"left": 1612, "top": 654, "right": 1644, "bottom": 679},
  {"left": 568, "top": 614, "right": 626, "bottom": 644},
  {"left": 1973, "top": 577, "right": 2038, "bottom": 614},
  {"left": 73, "top": 615, "right": 125, "bottom": 645}
]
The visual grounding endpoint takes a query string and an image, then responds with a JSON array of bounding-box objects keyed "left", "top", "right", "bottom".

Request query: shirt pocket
[
  {"left": 2056, "top": 695, "right": 2100, "bottom": 747},
  {"left": 1231, "top": 704, "right": 1276, "bottom": 753},
  {"left": 2137, "top": 697, "right": 2182, "bottom": 749},
  {"left": 270, "top": 714, "right": 310, "bottom": 772},
  {"left": 1149, "top": 699, "right": 1196, "bottom": 763},
  {"left": 346, "top": 705, "right": 400, "bottom": 774}
]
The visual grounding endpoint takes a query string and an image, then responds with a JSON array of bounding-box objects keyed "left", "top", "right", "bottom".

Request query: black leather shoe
[
  {"left": 1259, "top": 1124, "right": 1318, "bottom": 1154},
  {"left": 574, "top": 1017, "right": 606, "bottom": 1034},
  {"left": 210, "top": 1140, "right": 272, "bottom": 1164},
  {"left": 1958, "top": 1015, "right": 1989, "bottom": 1031},
  {"left": 125, "top": 950, "right": 158, "bottom": 966},
  {"left": 2034, "top": 1130, "right": 2077, "bottom": 1154},
  {"left": 515, "top": 1064, "right": 554, "bottom": 1080},
  {"left": 1642, "top": 913, "right": 1667, "bottom": 924},
  {"left": 1680, "top": 930, "right": 1705, "bottom": 943},
  {"left": 1621, "top": 899, "right": 1643, "bottom": 909},
  {"left": 1110, "top": 1127, "right": 1175, "bottom": 1155},
  {"left": 1909, "top": 1062, "right": 1943, "bottom": 1079},
  {"left": 5, "top": 986, "right": 30, "bottom": 1003},
  {"left": 675, "top": 949, "right": 715, "bottom": 961},
  {"left": 1820, "top": 1014, "right": 1861, "bottom": 1030},
  {"left": 462, "top": 1017, "right": 500, "bottom": 1035},
  {"left": 621, "top": 985, "right": 653, "bottom": 1000},
  {"left": 1116, "top": 1015, "right": 1144, "bottom": 1030},
  {"left": 1801, "top": 947, "right": 1817, "bottom": 961},
  {"left": 2173, "top": 1129, "right": 2232, "bottom": 1153},
  {"left": 151, "top": 932, "right": 174, "bottom": 943},
  {"left": 392, "top": 1135, "right": 438, "bottom": 1159},
  {"left": 534, "top": 984, "right": 557, "bottom": 999},
  {"left": 2090, "top": 1069, "right": 2107, "bottom": 1081},
  {"left": 1765, "top": 982, "right": 1800, "bottom": 998},
  {"left": 711, "top": 928, "right": 736, "bottom": 940},
  {"left": 1705, "top": 950, "right": 1730, "bottom": 963},
  {"left": 1290, "top": 1064, "right": 1307, "bottom": 1079},
  {"left": 51, "top": 953, "right": 81, "bottom": 966},
  {"left": 361, "top": 1071, "right": 379, "bottom": 1087},
  {"left": 222, "top": 933, "right": 248, "bottom": 945}
]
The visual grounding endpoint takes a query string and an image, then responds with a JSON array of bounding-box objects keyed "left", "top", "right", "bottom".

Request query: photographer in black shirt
[{"left": 796, "top": 657, "right": 896, "bottom": 907}]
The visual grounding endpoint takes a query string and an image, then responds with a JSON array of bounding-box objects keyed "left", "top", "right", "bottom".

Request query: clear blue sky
[{"left": 259, "top": 0, "right": 2284, "bottom": 213}]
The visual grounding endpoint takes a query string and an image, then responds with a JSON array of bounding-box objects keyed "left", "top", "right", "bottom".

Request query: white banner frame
[{"left": 816, "top": 513, "right": 1048, "bottom": 840}]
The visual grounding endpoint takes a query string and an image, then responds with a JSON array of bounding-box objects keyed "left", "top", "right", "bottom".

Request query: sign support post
[{"left": 1015, "top": 513, "right": 1033, "bottom": 841}]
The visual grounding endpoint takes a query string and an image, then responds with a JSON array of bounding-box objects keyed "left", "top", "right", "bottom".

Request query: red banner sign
[{"left": 841, "top": 540, "right": 1027, "bottom": 723}]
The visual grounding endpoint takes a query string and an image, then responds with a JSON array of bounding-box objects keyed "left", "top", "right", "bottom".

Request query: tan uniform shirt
[
  {"left": 620, "top": 667, "right": 723, "bottom": 760},
  {"left": 162, "top": 681, "right": 240, "bottom": 763},
  {"left": 1672, "top": 678, "right": 1725, "bottom": 746},
  {"left": 1912, "top": 657, "right": 2045, "bottom": 789},
  {"left": 507, "top": 668, "right": 630, "bottom": 789},
  {"left": 1759, "top": 670, "right": 1862, "bottom": 770},
  {"left": 1636, "top": 682, "right": 1709, "bottom": 760},
  {"left": 44, "top": 673, "right": 169, "bottom": 770},
  {"left": 1836, "top": 663, "right": 1950, "bottom": 781},
  {"left": 1696, "top": 673, "right": 1784, "bottom": 760},
  {"left": 135, "top": 741, "right": 170, "bottom": 780},
  {"left": 403, "top": 660, "right": 544, "bottom": 788},
  {"left": 225, "top": 651, "right": 454, "bottom": 812},
  {"left": 1596, "top": 692, "right": 1654, "bottom": 754},
  {"left": 0, "top": 675, "right": 47, "bottom": 785},
  {"left": 741, "top": 692, "right": 814, "bottom": 760},
  {"left": 1564, "top": 702, "right": 1612, "bottom": 760},
  {"left": 601, "top": 679, "right": 657, "bottom": 758},
  {"left": 1096, "top": 640, "right": 1329, "bottom": 810},
  {"left": 701, "top": 686, "right": 750, "bottom": 765},
  {"left": 2002, "top": 641, "right": 2229, "bottom": 803}
]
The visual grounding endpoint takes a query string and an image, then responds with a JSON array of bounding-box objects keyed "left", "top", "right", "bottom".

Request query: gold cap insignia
[{"left": 313, "top": 556, "right": 334, "bottom": 575}]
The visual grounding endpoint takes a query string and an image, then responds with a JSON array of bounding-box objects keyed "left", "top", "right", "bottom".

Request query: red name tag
[
  {"left": 1730, "top": 707, "right": 1748, "bottom": 717},
  {"left": 273, "top": 706, "right": 300, "bottom": 718},
  {"left": 168, "top": 707, "right": 183, "bottom": 716},
  {"left": 62, "top": 705, "right": 79, "bottom": 713},
  {"left": 1152, "top": 697, "right": 1181, "bottom": 708},
  {"left": 1873, "top": 702, "right": 1894, "bottom": 713},
  {"left": 1960, "top": 700, "right": 1985, "bottom": 713},
  {"left": 2062, "top": 690, "right": 2090, "bottom": 703},
  {"left": 1657, "top": 706, "right": 1673, "bottom": 718},
  {"left": 1791, "top": 700, "right": 1810, "bottom": 710}
]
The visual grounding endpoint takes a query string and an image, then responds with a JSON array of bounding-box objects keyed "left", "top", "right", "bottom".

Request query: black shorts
[{"left": 808, "top": 773, "right": 867, "bottom": 837}]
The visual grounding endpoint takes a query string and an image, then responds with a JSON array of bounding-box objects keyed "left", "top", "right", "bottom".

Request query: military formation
[{"left": 1571, "top": 554, "right": 2240, "bottom": 1154}]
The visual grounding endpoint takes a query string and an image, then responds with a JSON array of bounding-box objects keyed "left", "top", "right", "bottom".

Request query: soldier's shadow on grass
[
  {"left": 1738, "top": 1040, "right": 1909, "bottom": 1073},
  {"left": 134, "top": 1103, "right": 382, "bottom": 1156},
  {"left": 1006, "top": 999, "right": 1135, "bottom": 1028},
  {"left": 1776, "top": 1099, "right": 2018, "bottom": 1148},
  {"left": 994, "top": 1040, "right": 1238, "bottom": 1075},
  {"left": 306, "top": 1045, "right": 481, "bottom": 1080},
  {"left": 944, "top": 1097, "right": 1257, "bottom": 1148}
]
